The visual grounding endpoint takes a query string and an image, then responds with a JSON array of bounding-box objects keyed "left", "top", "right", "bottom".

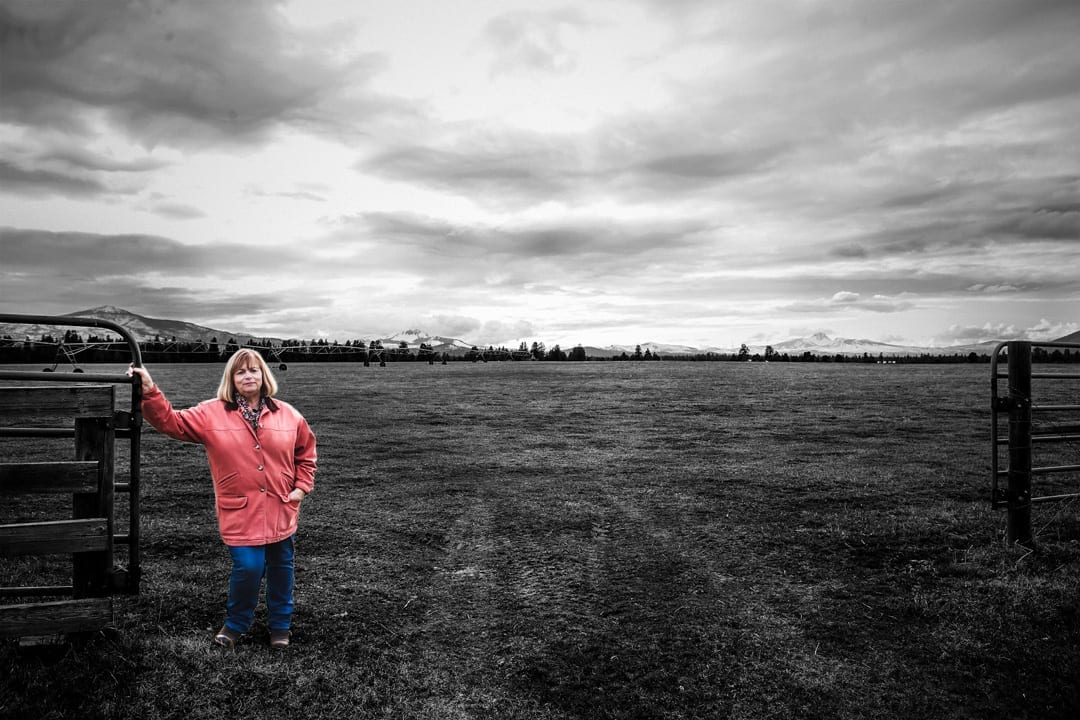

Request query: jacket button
[
  {"left": 254, "top": 444, "right": 261, "bottom": 450},
  {"left": 260, "top": 487, "right": 265, "bottom": 493},
  {"left": 257, "top": 465, "right": 264, "bottom": 471}
]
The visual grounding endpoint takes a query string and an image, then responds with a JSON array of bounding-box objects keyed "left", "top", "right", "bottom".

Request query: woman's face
[{"left": 233, "top": 362, "right": 263, "bottom": 399}]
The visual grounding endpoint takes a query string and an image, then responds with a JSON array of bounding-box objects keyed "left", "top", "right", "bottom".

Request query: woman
[{"left": 128, "top": 349, "right": 317, "bottom": 649}]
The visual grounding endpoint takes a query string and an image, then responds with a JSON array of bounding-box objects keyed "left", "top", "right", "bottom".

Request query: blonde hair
[{"left": 216, "top": 348, "right": 279, "bottom": 402}]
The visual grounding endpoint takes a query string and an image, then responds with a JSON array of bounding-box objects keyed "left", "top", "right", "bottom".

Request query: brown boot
[
  {"left": 213, "top": 625, "right": 242, "bottom": 648},
  {"left": 269, "top": 629, "right": 291, "bottom": 649}
]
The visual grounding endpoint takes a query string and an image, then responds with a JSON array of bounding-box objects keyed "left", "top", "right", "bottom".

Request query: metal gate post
[{"left": 1006, "top": 341, "right": 1033, "bottom": 546}]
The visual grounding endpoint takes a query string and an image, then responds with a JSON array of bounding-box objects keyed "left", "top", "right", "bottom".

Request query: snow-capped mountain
[
  {"left": 605, "top": 341, "right": 710, "bottom": 356},
  {"left": 770, "top": 332, "right": 918, "bottom": 355},
  {"left": 606, "top": 333, "right": 1012, "bottom": 357},
  {"left": 385, "top": 329, "right": 475, "bottom": 351},
  {"left": 756, "top": 332, "right": 1008, "bottom": 357}
]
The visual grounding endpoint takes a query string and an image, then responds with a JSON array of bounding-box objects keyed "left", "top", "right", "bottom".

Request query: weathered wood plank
[
  {"left": 0, "top": 598, "right": 112, "bottom": 637},
  {"left": 0, "top": 519, "right": 109, "bottom": 557},
  {"left": 0, "top": 461, "right": 99, "bottom": 494},
  {"left": 0, "top": 386, "right": 114, "bottom": 420},
  {"left": 0, "top": 585, "right": 74, "bottom": 599}
]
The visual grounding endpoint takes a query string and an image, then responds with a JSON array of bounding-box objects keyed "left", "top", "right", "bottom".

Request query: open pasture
[{"left": 3, "top": 361, "right": 1079, "bottom": 719}]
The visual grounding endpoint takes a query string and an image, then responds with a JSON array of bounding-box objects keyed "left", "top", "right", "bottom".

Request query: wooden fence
[{"left": 0, "top": 314, "right": 143, "bottom": 639}]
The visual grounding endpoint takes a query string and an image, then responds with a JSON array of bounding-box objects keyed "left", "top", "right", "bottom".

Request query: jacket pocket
[
  {"left": 216, "top": 495, "right": 249, "bottom": 538},
  {"left": 277, "top": 470, "right": 297, "bottom": 503},
  {"left": 276, "top": 490, "right": 300, "bottom": 535}
]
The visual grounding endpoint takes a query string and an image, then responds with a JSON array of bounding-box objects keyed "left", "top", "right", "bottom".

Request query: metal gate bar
[{"left": 990, "top": 340, "right": 1080, "bottom": 546}]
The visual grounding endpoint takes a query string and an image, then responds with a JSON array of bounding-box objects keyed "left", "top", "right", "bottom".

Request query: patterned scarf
[{"left": 236, "top": 394, "right": 265, "bottom": 431}]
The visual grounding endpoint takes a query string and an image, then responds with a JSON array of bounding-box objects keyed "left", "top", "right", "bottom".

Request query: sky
[{"left": 1, "top": 0, "right": 1078, "bottom": 350}]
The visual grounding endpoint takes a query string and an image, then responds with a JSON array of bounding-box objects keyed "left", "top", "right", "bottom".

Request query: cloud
[
  {"left": 0, "top": 272, "right": 286, "bottom": 331},
  {"left": 783, "top": 291, "right": 917, "bottom": 315},
  {"left": 991, "top": 205, "right": 1080, "bottom": 240},
  {"left": 329, "top": 209, "right": 709, "bottom": 278},
  {"left": 431, "top": 317, "right": 537, "bottom": 347},
  {"left": 484, "top": 8, "right": 589, "bottom": 76},
  {"left": 246, "top": 186, "right": 329, "bottom": 203},
  {"left": 361, "top": 112, "right": 794, "bottom": 212},
  {"left": 41, "top": 145, "right": 170, "bottom": 174},
  {"left": 0, "top": 0, "right": 379, "bottom": 147},
  {"left": 149, "top": 202, "right": 205, "bottom": 220},
  {"left": 967, "top": 283, "right": 1021, "bottom": 294},
  {"left": 1030, "top": 318, "right": 1080, "bottom": 341},
  {"left": 933, "top": 318, "right": 1080, "bottom": 346},
  {"left": 0, "top": 135, "right": 170, "bottom": 199},
  {"left": 360, "top": 135, "right": 582, "bottom": 208},
  {"left": 0, "top": 226, "right": 279, "bottom": 275},
  {"left": 0, "top": 159, "right": 108, "bottom": 197},
  {"left": 425, "top": 315, "right": 482, "bottom": 339},
  {"left": 830, "top": 292, "right": 860, "bottom": 305},
  {"left": 631, "top": 144, "right": 790, "bottom": 187},
  {"left": 0, "top": 225, "right": 420, "bottom": 289}
]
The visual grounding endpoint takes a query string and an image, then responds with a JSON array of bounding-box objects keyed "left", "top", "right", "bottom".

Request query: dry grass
[{"left": 2, "top": 362, "right": 1079, "bottom": 719}]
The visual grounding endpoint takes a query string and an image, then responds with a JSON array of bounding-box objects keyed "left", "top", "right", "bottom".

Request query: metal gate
[
  {"left": 990, "top": 340, "right": 1080, "bottom": 546},
  {"left": 0, "top": 314, "right": 143, "bottom": 637}
]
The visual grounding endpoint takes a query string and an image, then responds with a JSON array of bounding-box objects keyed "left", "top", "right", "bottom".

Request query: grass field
[{"left": 2, "top": 361, "right": 1080, "bottom": 719}]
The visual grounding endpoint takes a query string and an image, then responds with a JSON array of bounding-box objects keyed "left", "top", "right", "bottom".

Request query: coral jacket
[{"left": 141, "top": 386, "right": 317, "bottom": 546}]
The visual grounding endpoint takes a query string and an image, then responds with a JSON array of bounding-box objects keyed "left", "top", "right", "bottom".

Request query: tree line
[{"left": 1, "top": 333, "right": 1077, "bottom": 366}]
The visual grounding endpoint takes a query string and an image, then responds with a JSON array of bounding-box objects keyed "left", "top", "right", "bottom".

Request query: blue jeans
[{"left": 224, "top": 535, "right": 295, "bottom": 633}]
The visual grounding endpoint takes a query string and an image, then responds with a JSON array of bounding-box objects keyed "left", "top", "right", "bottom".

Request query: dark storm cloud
[
  {"left": 813, "top": 199, "right": 1076, "bottom": 269},
  {"left": 149, "top": 202, "right": 206, "bottom": 220},
  {"left": 0, "top": 0, "right": 381, "bottom": 147},
  {"left": 0, "top": 226, "right": 297, "bottom": 275},
  {"left": 362, "top": 125, "right": 788, "bottom": 210},
  {"left": 885, "top": 0, "right": 1080, "bottom": 116},
  {"left": 878, "top": 183, "right": 986, "bottom": 211},
  {"left": 0, "top": 226, "right": 335, "bottom": 325},
  {"left": 122, "top": 287, "right": 290, "bottom": 325},
  {"left": 361, "top": 139, "right": 580, "bottom": 205},
  {"left": 990, "top": 206, "right": 1080, "bottom": 241},
  {"left": 0, "top": 159, "right": 107, "bottom": 197},
  {"left": 0, "top": 137, "right": 170, "bottom": 198},
  {"left": 652, "top": 0, "right": 1080, "bottom": 115},
  {"left": 632, "top": 145, "right": 788, "bottom": 185},
  {"left": 340, "top": 210, "right": 710, "bottom": 280},
  {"left": 41, "top": 146, "right": 169, "bottom": 174},
  {"left": 0, "top": 0, "right": 399, "bottom": 206},
  {"left": 633, "top": 0, "right": 1080, "bottom": 167}
]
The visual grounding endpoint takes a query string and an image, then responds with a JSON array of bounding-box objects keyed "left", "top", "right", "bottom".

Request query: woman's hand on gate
[{"left": 127, "top": 364, "right": 155, "bottom": 392}]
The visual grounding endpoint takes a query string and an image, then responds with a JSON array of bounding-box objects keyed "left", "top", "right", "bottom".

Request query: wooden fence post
[{"left": 72, "top": 415, "right": 115, "bottom": 596}]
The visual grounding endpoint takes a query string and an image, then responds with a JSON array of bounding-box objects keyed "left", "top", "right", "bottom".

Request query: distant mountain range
[
  {"left": 0, "top": 306, "right": 1075, "bottom": 357},
  {"left": 1, "top": 306, "right": 269, "bottom": 346}
]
